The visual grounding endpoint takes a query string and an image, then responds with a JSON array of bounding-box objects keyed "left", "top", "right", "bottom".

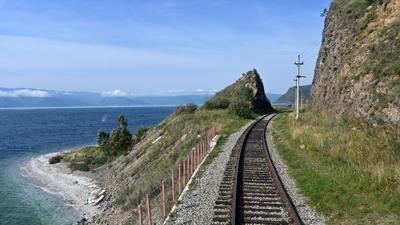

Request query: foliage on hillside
[
  {"left": 50, "top": 115, "right": 148, "bottom": 171},
  {"left": 273, "top": 112, "right": 400, "bottom": 224}
]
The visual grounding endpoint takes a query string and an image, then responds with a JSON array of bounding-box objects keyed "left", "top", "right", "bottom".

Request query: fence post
[
  {"left": 201, "top": 141, "right": 204, "bottom": 159},
  {"left": 207, "top": 137, "right": 210, "bottom": 152},
  {"left": 195, "top": 147, "right": 198, "bottom": 168},
  {"left": 171, "top": 170, "right": 175, "bottom": 204},
  {"left": 187, "top": 156, "right": 190, "bottom": 178},
  {"left": 162, "top": 179, "right": 166, "bottom": 218},
  {"left": 146, "top": 194, "right": 152, "bottom": 225},
  {"left": 178, "top": 162, "right": 181, "bottom": 194},
  {"left": 189, "top": 152, "right": 192, "bottom": 177},
  {"left": 138, "top": 204, "right": 143, "bottom": 225},
  {"left": 197, "top": 146, "right": 200, "bottom": 165},
  {"left": 183, "top": 159, "right": 186, "bottom": 185},
  {"left": 191, "top": 150, "right": 194, "bottom": 174}
]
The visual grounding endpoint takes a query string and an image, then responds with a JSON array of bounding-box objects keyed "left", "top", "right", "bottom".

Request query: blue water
[{"left": 0, "top": 107, "right": 174, "bottom": 225}]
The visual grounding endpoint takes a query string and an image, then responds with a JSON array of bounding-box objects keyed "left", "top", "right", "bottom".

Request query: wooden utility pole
[{"left": 294, "top": 55, "right": 305, "bottom": 120}]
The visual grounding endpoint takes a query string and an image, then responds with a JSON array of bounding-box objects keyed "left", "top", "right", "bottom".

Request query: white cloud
[
  {"left": 0, "top": 89, "right": 50, "bottom": 97},
  {"left": 101, "top": 89, "right": 128, "bottom": 97}
]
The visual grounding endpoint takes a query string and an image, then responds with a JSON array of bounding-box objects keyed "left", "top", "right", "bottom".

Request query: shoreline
[{"left": 21, "top": 151, "right": 105, "bottom": 222}]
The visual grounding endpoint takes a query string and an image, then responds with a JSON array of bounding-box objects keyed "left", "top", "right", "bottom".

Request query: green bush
[
  {"left": 228, "top": 99, "right": 253, "bottom": 119},
  {"left": 49, "top": 155, "right": 63, "bottom": 164},
  {"left": 136, "top": 126, "right": 149, "bottom": 138},
  {"left": 174, "top": 104, "right": 198, "bottom": 114},
  {"left": 204, "top": 97, "right": 230, "bottom": 110},
  {"left": 132, "top": 126, "right": 150, "bottom": 145}
]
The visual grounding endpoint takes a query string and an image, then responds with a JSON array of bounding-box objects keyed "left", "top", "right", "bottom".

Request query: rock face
[
  {"left": 206, "top": 69, "right": 273, "bottom": 113},
  {"left": 275, "top": 85, "right": 312, "bottom": 105},
  {"left": 310, "top": 0, "right": 400, "bottom": 125},
  {"left": 241, "top": 69, "right": 273, "bottom": 112}
]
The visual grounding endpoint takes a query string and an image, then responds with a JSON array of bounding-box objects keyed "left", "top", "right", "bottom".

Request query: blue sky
[{"left": 0, "top": 0, "right": 330, "bottom": 95}]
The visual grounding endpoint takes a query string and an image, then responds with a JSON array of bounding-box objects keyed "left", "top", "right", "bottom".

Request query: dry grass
[
  {"left": 273, "top": 111, "right": 400, "bottom": 224},
  {"left": 290, "top": 112, "right": 400, "bottom": 190}
]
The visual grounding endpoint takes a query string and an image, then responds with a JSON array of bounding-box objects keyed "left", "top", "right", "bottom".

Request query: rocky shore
[{"left": 21, "top": 152, "right": 106, "bottom": 223}]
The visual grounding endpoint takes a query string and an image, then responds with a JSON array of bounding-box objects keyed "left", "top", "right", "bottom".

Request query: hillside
[
  {"left": 275, "top": 85, "right": 312, "bottom": 105},
  {"left": 73, "top": 69, "right": 273, "bottom": 224},
  {"left": 204, "top": 69, "right": 273, "bottom": 114},
  {"left": 310, "top": 0, "right": 400, "bottom": 125}
]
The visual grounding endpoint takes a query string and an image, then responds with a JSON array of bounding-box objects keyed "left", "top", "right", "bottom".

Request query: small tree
[
  {"left": 108, "top": 114, "right": 132, "bottom": 155},
  {"left": 97, "top": 130, "right": 110, "bottom": 154},
  {"left": 118, "top": 114, "right": 128, "bottom": 128}
]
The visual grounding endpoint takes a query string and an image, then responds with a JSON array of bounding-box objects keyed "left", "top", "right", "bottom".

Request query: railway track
[{"left": 211, "top": 114, "right": 303, "bottom": 225}]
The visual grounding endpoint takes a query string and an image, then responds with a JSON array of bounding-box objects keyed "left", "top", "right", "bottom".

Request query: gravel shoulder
[
  {"left": 167, "top": 120, "right": 254, "bottom": 225},
  {"left": 266, "top": 116, "right": 326, "bottom": 225}
]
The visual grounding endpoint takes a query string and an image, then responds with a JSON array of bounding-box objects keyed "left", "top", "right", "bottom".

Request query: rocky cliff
[
  {"left": 205, "top": 69, "right": 273, "bottom": 113},
  {"left": 310, "top": 0, "right": 400, "bottom": 125}
]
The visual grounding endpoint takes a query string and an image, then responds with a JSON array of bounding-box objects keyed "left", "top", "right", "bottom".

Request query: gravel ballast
[
  {"left": 168, "top": 114, "right": 325, "bottom": 225},
  {"left": 167, "top": 121, "right": 253, "bottom": 225},
  {"left": 266, "top": 115, "right": 326, "bottom": 225}
]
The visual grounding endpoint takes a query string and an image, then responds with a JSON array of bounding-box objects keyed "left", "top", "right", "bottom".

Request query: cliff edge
[{"left": 310, "top": 0, "right": 400, "bottom": 125}]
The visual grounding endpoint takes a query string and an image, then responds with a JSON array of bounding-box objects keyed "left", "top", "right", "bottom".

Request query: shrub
[
  {"left": 132, "top": 126, "right": 150, "bottom": 145},
  {"left": 228, "top": 99, "right": 253, "bottom": 119},
  {"left": 136, "top": 126, "right": 149, "bottom": 138},
  {"left": 97, "top": 130, "right": 110, "bottom": 154},
  {"left": 49, "top": 155, "right": 63, "bottom": 164},
  {"left": 204, "top": 97, "right": 230, "bottom": 110},
  {"left": 175, "top": 104, "right": 198, "bottom": 114}
]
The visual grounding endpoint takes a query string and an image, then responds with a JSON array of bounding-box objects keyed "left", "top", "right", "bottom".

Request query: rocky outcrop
[
  {"left": 243, "top": 69, "right": 273, "bottom": 112},
  {"left": 310, "top": 0, "right": 400, "bottom": 125},
  {"left": 206, "top": 69, "right": 273, "bottom": 113}
]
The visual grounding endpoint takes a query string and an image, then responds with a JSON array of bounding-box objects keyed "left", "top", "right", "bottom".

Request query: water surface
[{"left": 0, "top": 107, "right": 174, "bottom": 225}]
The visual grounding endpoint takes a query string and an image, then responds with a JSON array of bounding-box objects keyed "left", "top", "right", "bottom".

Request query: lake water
[{"left": 0, "top": 107, "right": 174, "bottom": 225}]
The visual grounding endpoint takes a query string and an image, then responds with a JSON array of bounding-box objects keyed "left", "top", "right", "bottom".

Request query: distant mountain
[
  {"left": 275, "top": 85, "right": 312, "bottom": 105},
  {"left": 0, "top": 88, "right": 212, "bottom": 108},
  {"left": 266, "top": 93, "right": 281, "bottom": 103}
]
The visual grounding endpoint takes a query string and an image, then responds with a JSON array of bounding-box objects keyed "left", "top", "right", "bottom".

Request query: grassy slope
[
  {"left": 272, "top": 112, "right": 400, "bottom": 224},
  {"left": 117, "top": 108, "right": 252, "bottom": 215}
]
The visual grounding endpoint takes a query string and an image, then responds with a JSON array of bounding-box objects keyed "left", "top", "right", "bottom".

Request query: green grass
[
  {"left": 59, "top": 146, "right": 110, "bottom": 171},
  {"left": 272, "top": 112, "right": 400, "bottom": 224}
]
